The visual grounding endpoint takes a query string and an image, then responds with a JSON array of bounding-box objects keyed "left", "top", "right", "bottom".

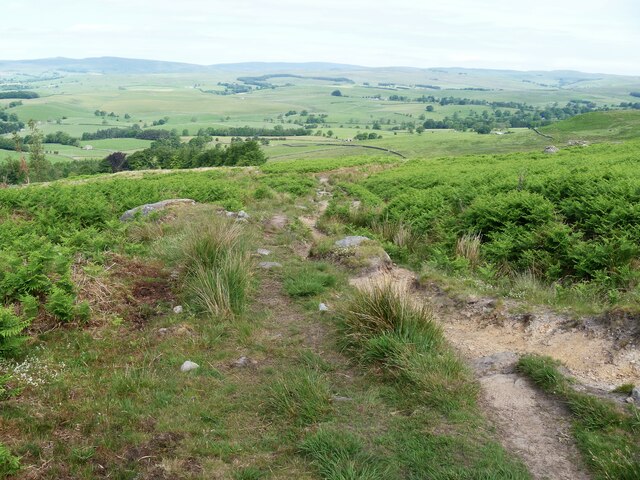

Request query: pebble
[
  {"left": 173, "top": 305, "right": 183, "bottom": 314},
  {"left": 257, "top": 248, "right": 271, "bottom": 256},
  {"left": 180, "top": 360, "right": 199, "bottom": 372},
  {"left": 232, "top": 356, "right": 257, "bottom": 368},
  {"left": 319, "top": 303, "right": 329, "bottom": 312},
  {"left": 259, "top": 261, "right": 282, "bottom": 269}
]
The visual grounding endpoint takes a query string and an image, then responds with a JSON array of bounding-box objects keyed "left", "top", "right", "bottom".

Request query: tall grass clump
[
  {"left": 456, "top": 232, "right": 482, "bottom": 268},
  {"left": 517, "top": 354, "right": 640, "bottom": 479},
  {"left": 339, "top": 283, "right": 476, "bottom": 412},
  {"left": 162, "top": 215, "right": 254, "bottom": 317}
]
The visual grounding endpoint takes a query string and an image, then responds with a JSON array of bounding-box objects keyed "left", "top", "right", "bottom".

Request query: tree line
[{"left": 100, "top": 134, "right": 267, "bottom": 172}]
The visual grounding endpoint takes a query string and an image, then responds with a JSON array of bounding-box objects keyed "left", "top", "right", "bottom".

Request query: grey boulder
[{"left": 120, "top": 199, "right": 196, "bottom": 221}]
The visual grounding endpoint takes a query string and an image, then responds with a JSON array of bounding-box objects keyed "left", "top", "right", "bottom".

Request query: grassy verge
[{"left": 517, "top": 354, "right": 640, "bottom": 479}]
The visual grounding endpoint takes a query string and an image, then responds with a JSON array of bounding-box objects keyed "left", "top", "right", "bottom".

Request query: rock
[
  {"left": 257, "top": 248, "right": 271, "bottom": 256},
  {"left": 319, "top": 303, "right": 329, "bottom": 312},
  {"left": 626, "top": 397, "right": 635, "bottom": 404},
  {"left": 544, "top": 145, "right": 559, "bottom": 154},
  {"left": 232, "top": 356, "right": 257, "bottom": 368},
  {"left": 180, "top": 360, "right": 199, "bottom": 372},
  {"left": 632, "top": 387, "right": 640, "bottom": 403},
  {"left": 226, "top": 211, "right": 237, "bottom": 217},
  {"left": 472, "top": 352, "right": 519, "bottom": 376},
  {"left": 259, "top": 261, "right": 282, "bottom": 269},
  {"left": 120, "top": 199, "right": 196, "bottom": 221},
  {"left": 265, "top": 214, "right": 288, "bottom": 231},
  {"left": 237, "top": 210, "right": 250, "bottom": 219},
  {"left": 335, "top": 236, "right": 370, "bottom": 248},
  {"left": 173, "top": 305, "right": 183, "bottom": 314},
  {"left": 158, "top": 328, "right": 169, "bottom": 335}
]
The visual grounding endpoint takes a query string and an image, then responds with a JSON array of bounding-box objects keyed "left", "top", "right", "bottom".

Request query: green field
[{"left": 2, "top": 67, "right": 640, "bottom": 165}]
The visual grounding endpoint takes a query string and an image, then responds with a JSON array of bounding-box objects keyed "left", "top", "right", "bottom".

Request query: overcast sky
[{"left": 2, "top": 0, "right": 639, "bottom": 74}]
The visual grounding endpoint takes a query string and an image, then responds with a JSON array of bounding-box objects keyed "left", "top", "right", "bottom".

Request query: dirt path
[{"left": 299, "top": 176, "right": 604, "bottom": 480}]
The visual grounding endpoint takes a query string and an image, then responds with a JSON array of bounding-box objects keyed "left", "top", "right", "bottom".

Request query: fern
[
  {"left": 0, "top": 306, "right": 29, "bottom": 356},
  {"left": 0, "top": 442, "right": 20, "bottom": 477}
]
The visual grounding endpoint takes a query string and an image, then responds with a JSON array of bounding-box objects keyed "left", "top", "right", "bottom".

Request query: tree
[
  {"left": 27, "top": 120, "right": 50, "bottom": 182},
  {"left": 331, "top": 89, "right": 342, "bottom": 97},
  {"left": 99, "top": 152, "right": 129, "bottom": 173},
  {"left": 426, "top": 105, "right": 434, "bottom": 112}
]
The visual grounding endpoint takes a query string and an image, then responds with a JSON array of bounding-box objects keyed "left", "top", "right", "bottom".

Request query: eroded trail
[{"left": 297, "top": 175, "right": 617, "bottom": 479}]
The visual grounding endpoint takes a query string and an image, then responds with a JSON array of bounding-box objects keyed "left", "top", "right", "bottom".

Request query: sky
[{"left": 2, "top": 0, "right": 640, "bottom": 74}]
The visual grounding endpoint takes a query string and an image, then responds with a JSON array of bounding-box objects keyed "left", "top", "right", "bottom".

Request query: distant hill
[
  {"left": 0, "top": 56, "right": 208, "bottom": 74},
  {"left": 1, "top": 56, "right": 639, "bottom": 82}
]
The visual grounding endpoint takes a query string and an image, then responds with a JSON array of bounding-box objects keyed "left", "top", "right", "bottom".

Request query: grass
[
  {"left": 338, "top": 283, "right": 475, "bottom": 412},
  {"left": 159, "top": 212, "right": 254, "bottom": 317},
  {"left": 299, "top": 427, "right": 389, "bottom": 480},
  {"left": 265, "top": 367, "right": 333, "bottom": 428},
  {"left": 517, "top": 354, "right": 640, "bottom": 479},
  {"left": 283, "top": 262, "right": 338, "bottom": 298}
]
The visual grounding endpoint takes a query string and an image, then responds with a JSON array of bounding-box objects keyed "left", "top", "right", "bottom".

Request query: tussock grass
[
  {"left": 517, "top": 354, "right": 640, "bottom": 479},
  {"left": 339, "top": 283, "right": 476, "bottom": 412},
  {"left": 371, "top": 217, "right": 422, "bottom": 252},
  {"left": 265, "top": 368, "right": 333, "bottom": 427},
  {"left": 456, "top": 232, "right": 482, "bottom": 267},
  {"left": 159, "top": 214, "right": 254, "bottom": 317}
]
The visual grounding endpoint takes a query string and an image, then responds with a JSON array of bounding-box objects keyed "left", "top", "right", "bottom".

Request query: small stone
[
  {"left": 226, "top": 211, "right": 237, "bottom": 217},
  {"left": 625, "top": 397, "right": 635, "bottom": 404},
  {"left": 158, "top": 328, "right": 169, "bottom": 335},
  {"left": 331, "top": 395, "right": 353, "bottom": 402},
  {"left": 173, "top": 305, "right": 183, "bottom": 314},
  {"left": 232, "top": 356, "right": 257, "bottom": 368},
  {"left": 632, "top": 387, "right": 640, "bottom": 403},
  {"left": 180, "top": 360, "right": 199, "bottom": 372},
  {"left": 319, "top": 303, "right": 329, "bottom": 312},
  {"left": 257, "top": 248, "right": 271, "bottom": 256},
  {"left": 259, "top": 261, "right": 282, "bottom": 269},
  {"left": 237, "top": 210, "right": 250, "bottom": 219}
]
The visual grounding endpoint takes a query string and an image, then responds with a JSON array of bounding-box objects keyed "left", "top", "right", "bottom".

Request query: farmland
[{"left": 1, "top": 60, "right": 640, "bottom": 479}]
